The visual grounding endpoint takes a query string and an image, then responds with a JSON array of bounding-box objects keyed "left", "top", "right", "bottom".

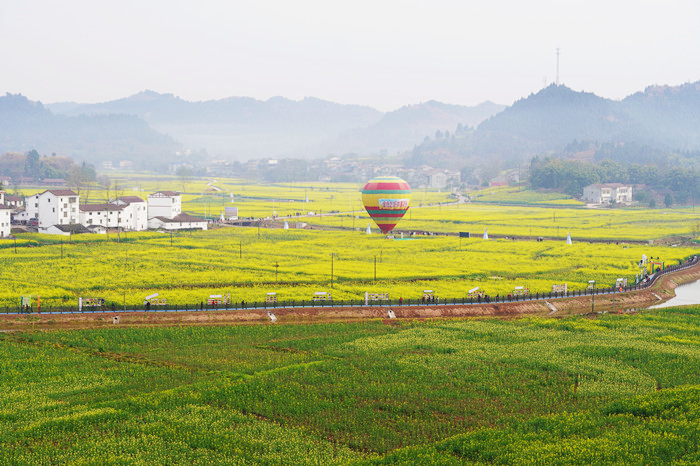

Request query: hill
[
  {"left": 411, "top": 82, "right": 700, "bottom": 169},
  {"left": 47, "top": 91, "right": 503, "bottom": 160},
  {"left": 326, "top": 100, "right": 504, "bottom": 155},
  {"left": 0, "top": 93, "right": 180, "bottom": 167},
  {"left": 49, "top": 91, "right": 385, "bottom": 159}
]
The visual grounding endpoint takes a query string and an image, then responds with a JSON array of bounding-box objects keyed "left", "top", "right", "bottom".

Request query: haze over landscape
[{"left": 1, "top": 0, "right": 698, "bottom": 110}]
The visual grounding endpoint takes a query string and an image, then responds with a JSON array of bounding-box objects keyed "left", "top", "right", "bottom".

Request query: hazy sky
[{"left": 1, "top": 0, "right": 698, "bottom": 111}]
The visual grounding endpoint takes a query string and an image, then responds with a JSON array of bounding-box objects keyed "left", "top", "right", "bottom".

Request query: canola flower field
[
  {"left": 1, "top": 307, "right": 698, "bottom": 463},
  {"left": 0, "top": 227, "right": 695, "bottom": 310},
  {"left": 180, "top": 179, "right": 698, "bottom": 242},
  {"left": 14, "top": 177, "right": 699, "bottom": 241},
  {"left": 4, "top": 177, "right": 698, "bottom": 311},
  {"left": 0, "top": 175, "right": 700, "bottom": 312}
]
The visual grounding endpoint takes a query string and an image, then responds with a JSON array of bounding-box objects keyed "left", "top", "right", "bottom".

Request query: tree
[
  {"left": 664, "top": 193, "right": 673, "bottom": 208},
  {"left": 176, "top": 166, "right": 194, "bottom": 192},
  {"left": 24, "top": 149, "right": 41, "bottom": 179},
  {"left": 67, "top": 162, "right": 97, "bottom": 203}
]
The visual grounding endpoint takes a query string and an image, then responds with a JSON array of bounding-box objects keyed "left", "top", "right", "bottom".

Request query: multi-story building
[
  {"left": 582, "top": 183, "right": 633, "bottom": 204},
  {"left": 0, "top": 204, "right": 11, "bottom": 238},
  {"left": 112, "top": 196, "right": 148, "bottom": 231},
  {"left": 148, "top": 191, "right": 181, "bottom": 219},
  {"left": 37, "top": 189, "right": 80, "bottom": 231},
  {"left": 79, "top": 203, "right": 124, "bottom": 228}
]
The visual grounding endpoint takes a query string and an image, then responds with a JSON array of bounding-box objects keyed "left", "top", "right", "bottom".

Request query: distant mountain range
[
  {"left": 45, "top": 91, "right": 503, "bottom": 161},
  {"left": 2, "top": 81, "right": 699, "bottom": 169},
  {"left": 411, "top": 81, "right": 700, "bottom": 169},
  {"left": 0, "top": 93, "right": 179, "bottom": 166}
]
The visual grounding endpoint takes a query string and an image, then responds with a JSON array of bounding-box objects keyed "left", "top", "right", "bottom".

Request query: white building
[
  {"left": 79, "top": 203, "right": 124, "bottom": 228},
  {"left": 37, "top": 189, "right": 80, "bottom": 231},
  {"left": 148, "top": 191, "right": 181, "bottom": 219},
  {"left": 148, "top": 213, "right": 208, "bottom": 231},
  {"left": 15, "top": 193, "right": 40, "bottom": 223},
  {"left": 4, "top": 194, "right": 24, "bottom": 210},
  {"left": 112, "top": 196, "right": 148, "bottom": 231},
  {"left": 0, "top": 205, "right": 11, "bottom": 238},
  {"left": 425, "top": 169, "right": 448, "bottom": 189},
  {"left": 582, "top": 183, "right": 633, "bottom": 204}
]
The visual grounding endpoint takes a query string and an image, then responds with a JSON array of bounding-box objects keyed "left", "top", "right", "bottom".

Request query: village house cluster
[{"left": 0, "top": 190, "right": 207, "bottom": 237}]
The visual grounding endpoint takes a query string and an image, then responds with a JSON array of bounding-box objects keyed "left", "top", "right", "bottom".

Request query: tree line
[{"left": 529, "top": 155, "right": 699, "bottom": 205}]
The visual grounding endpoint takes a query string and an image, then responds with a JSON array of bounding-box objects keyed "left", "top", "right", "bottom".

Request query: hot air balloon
[{"left": 361, "top": 176, "right": 411, "bottom": 234}]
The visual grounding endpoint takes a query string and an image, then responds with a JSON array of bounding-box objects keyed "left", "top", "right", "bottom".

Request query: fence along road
[{"left": 4, "top": 256, "right": 698, "bottom": 316}]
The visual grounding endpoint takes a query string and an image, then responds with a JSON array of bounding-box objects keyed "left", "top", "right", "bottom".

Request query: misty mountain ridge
[
  {"left": 44, "top": 91, "right": 503, "bottom": 160},
  {"left": 51, "top": 90, "right": 383, "bottom": 129},
  {"left": 411, "top": 81, "right": 700, "bottom": 170},
  {"left": 323, "top": 100, "right": 505, "bottom": 155},
  {"left": 4, "top": 81, "right": 700, "bottom": 170},
  {"left": 0, "top": 93, "right": 180, "bottom": 166}
]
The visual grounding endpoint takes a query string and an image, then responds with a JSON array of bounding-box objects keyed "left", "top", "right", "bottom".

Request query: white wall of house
[
  {"left": 114, "top": 199, "right": 148, "bottom": 231},
  {"left": 15, "top": 193, "right": 40, "bottom": 222},
  {"left": 148, "top": 192, "right": 181, "bottom": 219},
  {"left": 79, "top": 209, "right": 100, "bottom": 227},
  {"left": 613, "top": 186, "right": 633, "bottom": 203},
  {"left": 38, "top": 190, "right": 79, "bottom": 228},
  {"left": 42, "top": 225, "right": 74, "bottom": 236},
  {"left": 0, "top": 207, "right": 11, "bottom": 237},
  {"left": 148, "top": 216, "right": 208, "bottom": 231},
  {"left": 583, "top": 184, "right": 633, "bottom": 204}
]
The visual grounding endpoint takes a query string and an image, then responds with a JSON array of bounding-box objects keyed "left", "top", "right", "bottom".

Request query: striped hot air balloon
[{"left": 361, "top": 176, "right": 411, "bottom": 234}]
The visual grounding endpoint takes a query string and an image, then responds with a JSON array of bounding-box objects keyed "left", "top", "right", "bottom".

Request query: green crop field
[{"left": 1, "top": 307, "right": 699, "bottom": 463}]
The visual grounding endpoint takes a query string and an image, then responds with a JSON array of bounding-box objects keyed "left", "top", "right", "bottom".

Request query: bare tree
[{"left": 176, "top": 166, "right": 194, "bottom": 192}]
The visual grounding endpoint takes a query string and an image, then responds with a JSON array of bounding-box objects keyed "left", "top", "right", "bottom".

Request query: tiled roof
[
  {"left": 117, "top": 196, "right": 145, "bottom": 204},
  {"left": 51, "top": 224, "right": 92, "bottom": 233},
  {"left": 44, "top": 189, "right": 78, "bottom": 196},
  {"left": 80, "top": 203, "right": 123, "bottom": 212},
  {"left": 154, "top": 213, "right": 206, "bottom": 223},
  {"left": 149, "top": 191, "right": 181, "bottom": 197}
]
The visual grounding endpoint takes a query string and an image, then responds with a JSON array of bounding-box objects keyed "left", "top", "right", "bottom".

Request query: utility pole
[
  {"left": 274, "top": 262, "right": 279, "bottom": 282},
  {"left": 374, "top": 255, "right": 377, "bottom": 282},
  {"left": 331, "top": 253, "right": 335, "bottom": 288},
  {"left": 556, "top": 47, "right": 560, "bottom": 86}
]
